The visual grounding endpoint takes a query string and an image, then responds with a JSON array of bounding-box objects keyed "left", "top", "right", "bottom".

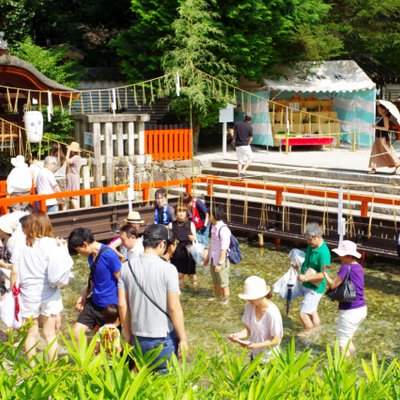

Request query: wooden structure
[
  {"left": 73, "top": 113, "right": 150, "bottom": 197},
  {"left": 0, "top": 175, "right": 398, "bottom": 259},
  {"left": 0, "top": 47, "right": 77, "bottom": 153}
]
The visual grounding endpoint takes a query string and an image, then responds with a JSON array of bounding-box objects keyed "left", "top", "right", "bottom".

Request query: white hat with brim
[
  {"left": 0, "top": 211, "right": 28, "bottom": 234},
  {"left": 238, "top": 276, "right": 271, "bottom": 300},
  {"left": 67, "top": 142, "right": 81, "bottom": 152},
  {"left": 332, "top": 240, "right": 361, "bottom": 258},
  {"left": 124, "top": 211, "right": 145, "bottom": 224},
  {"left": 11, "top": 155, "right": 27, "bottom": 168}
]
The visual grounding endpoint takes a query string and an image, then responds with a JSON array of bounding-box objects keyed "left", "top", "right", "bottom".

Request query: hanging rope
[
  {"left": 259, "top": 180, "right": 268, "bottom": 229},
  {"left": 367, "top": 187, "right": 375, "bottom": 239},
  {"left": 345, "top": 188, "right": 356, "bottom": 238},
  {"left": 322, "top": 187, "right": 329, "bottom": 235},
  {"left": 243, "top": 181, "right": 249, "bottom": 225},
  {"left": 301, "top": 185, "right": 308, "bottom": 234},
  {"left": 226, "top": 180, "right": 231, "bottom": 223}
]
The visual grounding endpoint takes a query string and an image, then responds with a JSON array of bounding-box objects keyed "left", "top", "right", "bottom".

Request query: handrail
[
  {"left": 199, "top": 175, "right": 400, "bottom": 218},
  {"left": 2, "top": 175, "right": 399, "bottom": 220},
  {"left": 0, "top": 178, "right": 195, "bottom": 215}
]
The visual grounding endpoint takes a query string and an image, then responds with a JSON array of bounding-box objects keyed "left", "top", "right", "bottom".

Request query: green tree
[
  {"left": 214, "top": 0, "right": 343, "bottom": 82},
  {"left": 0, "top": 0, "right": 39, "bottom": 43},
  {"left": 326, "top": 0, "right": 400, "bottom": 75},
  {"left": 161, "top": 0, "right": 237, "bottom": 150},
  {"left": 110, "top": 0, "right": 179, "bottom": 81},
  {"left": 10, "top": 37, "right": 82, "bottom": 87}
]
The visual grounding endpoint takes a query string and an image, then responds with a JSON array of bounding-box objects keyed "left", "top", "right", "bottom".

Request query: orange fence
[
  {"left": 0, "top": 178, "right": 194, "bottom": 215},
  {"left": 199, "top": 176, "right": 400, "bottom": 218},
  {"left": 145, "top": 125, "right": 193, "bottom": 161},
  {"left": 2, "top": 175, "right": 399, "bottom": 221}
]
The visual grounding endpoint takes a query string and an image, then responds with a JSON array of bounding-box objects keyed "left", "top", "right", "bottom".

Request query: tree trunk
[{"left": 192, "top": 113, "right": 201, "bottom": 154}]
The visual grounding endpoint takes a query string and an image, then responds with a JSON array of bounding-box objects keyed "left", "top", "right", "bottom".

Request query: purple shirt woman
[{"left": 323, "top": 240, "right": 367, "bottom": 357}]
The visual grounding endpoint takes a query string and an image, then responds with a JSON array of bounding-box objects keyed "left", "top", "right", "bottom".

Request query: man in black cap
[
  {"left": 233, "top": 115, "right": 254, "bottom": 177},
  {"left": 118, "top": 224, "right": 188, "bottom": 373}
]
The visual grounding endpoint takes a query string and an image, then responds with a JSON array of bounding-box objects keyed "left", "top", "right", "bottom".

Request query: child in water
[
  {"left": 168, "top": 204, "right": 197, "bottom": 286},
  {"left": 228, "top": 276, "right": 283, "bottom": 363},
  {"left": 94, "top": 304, "right": 122, "bottom": 358}
]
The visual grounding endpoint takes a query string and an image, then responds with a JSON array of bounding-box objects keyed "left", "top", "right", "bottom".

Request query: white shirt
[
  {"left": 242, "top": 301, "right": 283, "bottom": 362},
  {"left": 209, "top": 221, "right": 230, "bottom": 265},
  {"left": 127, "top": 237, "right": 144, "bottom": 260},
  {"left": 36, "top": 168, "right": 58, "bottom": 206}
]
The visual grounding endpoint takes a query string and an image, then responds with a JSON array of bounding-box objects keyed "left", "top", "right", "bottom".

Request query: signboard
[
  {"left": 84, "top": 131, "right": 94, "bottom": 147},
  {"left": 219, "top": 104, "right": 234, "bottom": 123}
]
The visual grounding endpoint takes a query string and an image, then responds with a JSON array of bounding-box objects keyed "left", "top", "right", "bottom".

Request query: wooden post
[
  {"left": 128, "top": 121, "right": 135, "bottom": 156},
  {"left": 258, "top": 233, "right": 264, "bottom": 247},
  {"left": 137, "top": 120, "right": 145, "bottom": 155},
  {"left": 82, "top": 165, "right": 91, "bottom": 207},
  {"left": 104, "top": 121, "right": 114, "bottom": 203},
  {"left": 360, "top": 200, "right": 369, "bottom": 218},
  {"left": 207, "top": 181, "right": 214, "bottom": 197},
  {"left": 92, "top": 121, "right": 102, "bottom": 189}
]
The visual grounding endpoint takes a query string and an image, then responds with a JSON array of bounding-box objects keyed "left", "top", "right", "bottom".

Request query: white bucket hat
[
  {"left": 124, "top": 211, "right": 145, "bottom": 224},
  {"left": 238, "top": 276, "right": 271, "bottom": 300},
  {"left": 0, "top": 211, "right": 28, "bottom": 235},
  {"left": 332, "top": 240, "right": 361, "bottom": 258},
  {"left": 11, "top": 155, "right": 27, "bottom": 168}
]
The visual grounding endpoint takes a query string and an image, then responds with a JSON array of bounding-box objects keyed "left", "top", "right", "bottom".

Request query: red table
[{"left": 279, "top": 137, "right": 334, "bottom": 146}]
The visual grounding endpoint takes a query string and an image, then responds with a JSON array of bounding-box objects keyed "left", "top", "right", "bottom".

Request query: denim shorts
[{"left": 133, "top": 330, "right": 178, "bottom": 373}]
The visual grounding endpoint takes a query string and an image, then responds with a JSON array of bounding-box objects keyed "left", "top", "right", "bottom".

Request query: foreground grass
[{"left": 0, "top": 328, "right": 399, "bottom": 400}]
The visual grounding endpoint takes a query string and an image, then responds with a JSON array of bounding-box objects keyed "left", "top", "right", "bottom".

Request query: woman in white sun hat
[
  {"left": 228, "top": 276, "right": 283, "bottom": 363},
  {"left": 322, "top": 240, "right": 367, "bottom": 357}
]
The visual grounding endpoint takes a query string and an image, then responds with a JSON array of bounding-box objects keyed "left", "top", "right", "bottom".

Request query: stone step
[
  {"left": 202, "top": 168, "right": 400, "bottom": 196},
  {"left": 209, "top": 159, "right": 400, "bottom": 185}
]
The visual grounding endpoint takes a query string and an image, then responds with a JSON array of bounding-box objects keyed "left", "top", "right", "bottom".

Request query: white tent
[{"left": 243, "top": 60, "right": 376, "bottom": 147}]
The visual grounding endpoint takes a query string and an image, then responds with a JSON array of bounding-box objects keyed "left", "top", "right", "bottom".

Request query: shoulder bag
[
  {"left": 325, "top": 265, "right": 356, "bottom": 303},
  {"left": 127, "top": 259, "right": 172, "bottom": 323}
]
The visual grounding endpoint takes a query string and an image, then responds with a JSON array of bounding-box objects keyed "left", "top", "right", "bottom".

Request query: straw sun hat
[
  {"left": 124, "top": 211, "right": 145, "bottom": 224},
  {"left": 332, "top": 240, "right": 361, "bottom": 258},
  {"left": 238, "top": 276, "right": 271, "bottom": 300},
  {"left": 67, "top": 141, "right": 81, "bottom": 152}
]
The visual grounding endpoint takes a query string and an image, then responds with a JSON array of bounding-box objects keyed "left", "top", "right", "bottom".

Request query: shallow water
[{"left": 64, "top": 240, "right": 400, "bottom": 360}]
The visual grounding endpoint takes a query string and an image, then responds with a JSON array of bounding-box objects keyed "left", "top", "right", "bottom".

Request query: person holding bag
[{"left": 322, "top": 240, "right": 367, "bottom": 357}]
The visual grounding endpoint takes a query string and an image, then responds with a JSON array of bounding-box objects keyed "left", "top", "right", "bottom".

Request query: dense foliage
[
  {"left": 10, "top": 37, "right": 81, "bottom": 88},
  {"left": 3, "top": 0, "right": 400, "bottom": 146},
  {"left": 1, "top": 328, "right": 399, "bottom": 399}
]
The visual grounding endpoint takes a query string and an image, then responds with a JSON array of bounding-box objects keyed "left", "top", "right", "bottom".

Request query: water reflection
[{"left": 65, "top": 241, "right": 400, "bottom": 359}]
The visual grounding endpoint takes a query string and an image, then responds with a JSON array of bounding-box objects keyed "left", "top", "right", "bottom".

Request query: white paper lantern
[{"left": 24, "top": 111, "right": 43, "bottom": 143}]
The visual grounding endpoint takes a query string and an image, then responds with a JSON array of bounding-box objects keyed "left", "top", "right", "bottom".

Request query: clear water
[{"left": 64, "top": 240, "right": 400, "bottom": 360}]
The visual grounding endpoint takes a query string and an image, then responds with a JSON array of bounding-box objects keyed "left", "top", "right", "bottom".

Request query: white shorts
[
  {"left": 20, "top": 297, "right": 63, "bottom": 319},
  {"left": 300, "top": 288, "right": 323, "bottom": 314},
  {"left": 236, "top": 145, "right": 253, "bottom": 165},
  {"left": 336, "top": 306, "right": 367, "bottom": 347}
]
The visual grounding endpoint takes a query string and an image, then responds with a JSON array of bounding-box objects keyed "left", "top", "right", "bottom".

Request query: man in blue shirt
[
  {"left": 154, "top": 188, "right": 176, "bottom": 225},
  {"left": 68, "top": 228, "right": 121, "bottom": 343}
]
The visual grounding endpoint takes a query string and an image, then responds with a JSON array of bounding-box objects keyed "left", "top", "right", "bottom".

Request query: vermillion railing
[
  {"left": 145, "top": 125, "right": 192, "bottom": 161},
  {"left": 198, "top": 176, "right": 400, "bottom": 218},
  {"left": 0, "top": 178, "right": 194, "bottom": 215},
  {"left": 1, "top": 176, "right": 400, "bottom": 218}
]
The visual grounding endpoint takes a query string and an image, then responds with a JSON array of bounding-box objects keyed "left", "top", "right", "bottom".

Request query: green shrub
[{"left": 0, "top": 329, "right": 398, "bottom": 399}]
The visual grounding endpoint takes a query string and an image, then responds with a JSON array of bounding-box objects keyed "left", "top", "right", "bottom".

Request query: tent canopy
[{"left": 263, "top": 60, "right": 375, "bottom": 93}]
